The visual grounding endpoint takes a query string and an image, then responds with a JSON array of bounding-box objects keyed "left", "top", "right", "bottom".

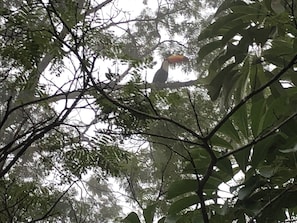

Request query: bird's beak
[{"left": 166, "top": 55, "right": 189, "bottom": 64}]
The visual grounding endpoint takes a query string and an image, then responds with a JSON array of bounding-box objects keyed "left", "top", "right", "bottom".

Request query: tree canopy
[{"left": 1, "top": 0, "right": 297, "bottom": 222}]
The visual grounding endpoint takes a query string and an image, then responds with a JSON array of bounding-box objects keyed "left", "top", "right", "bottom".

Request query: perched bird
[{"left": 152, "top": 55, "right": 188, "bottom": 83}]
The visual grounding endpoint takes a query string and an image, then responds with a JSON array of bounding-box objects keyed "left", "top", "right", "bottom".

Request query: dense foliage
[{"left": 1, "top": 0, "right": 297, "bottom": 223}]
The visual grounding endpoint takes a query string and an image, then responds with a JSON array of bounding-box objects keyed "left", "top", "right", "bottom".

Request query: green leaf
[
  {"left": 251, "top": 139, "right": 272, "bottom": 168},
  {"left": 215, "top": 0, "right": 248, "bottom": 17},
  {"left": 251, "top": 133, "right": 285, "bottom": 168},
  {"left": 231, "top": 104, "right": 249, "bottom": 139},
  {"left": 231, "top": 4, "right": 267, "bottom": 16},
  {"left": 198, "top": 13, "right": 243, "bottom": 41},
  {"left": 249, "top": 63, "right": 265, "bottom": 93},
  {"left": 167, "top": 179, "right": 197, "bottom": 199},
  {"left": 164, "top": 215, "right": 180, "bottom": 223},
  {"left": 233, "top": 57, "right": 250, "bottom": 103},
  {"left": 258, "top": 165, "right": 276, "bottom": 178},
  {"left": 183, "top": 159, "right": 209, "bottom": 175},
  {"left": 168, "top": 195, "right": 199, "bottom": 214},
  {"left": 218, "top": 119, "right": 241, "bottom": 143},
  {"left": 250, "top": 97, "right": 267, "bottom": 136},
  {"left": 221, "top": 22, "right": 250, "bottom": 45},
  {"left": 205, "top": 175, "right": 224, "bottom": 190},
  {"left": 279, "top": 144, "right": 297, "bottom": 153},
  {"left": 238, "top": 176, "right": 260, "bottom": 200},
  {"left": 262, "top": 96, "right": 290, "bottom": 130},
  {"left": 158, "top": 217, "right": 165, "bottom": 223},
  {"left": 143, "top": 204, "right": 157, "bottom": 223},
  {"left": 216, "top": 158, "right": 233, "bottom": 177},
  {"left": 184, "top": 148, "right": 210, "bottom": 175},
  {"left": 211, "top": 135, "right": 233, "bottom": 150},
  {"left": 206, "top": 64, "right": 237, "bottom": 100},
  {"left": 233, "top": 147, "right": 251, "bottom": 172},
  {"left": 123, "top": 212, "right": 141, "bottom": 223},
  {"left": 198, "top": 40, "right": 222, "bottom": 62}
]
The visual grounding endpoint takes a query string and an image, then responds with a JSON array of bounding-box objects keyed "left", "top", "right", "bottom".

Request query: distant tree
[
  {"left": 122, "top": 0, "right": 297, "bottom": 223},
  {"left": 0, "top": 0, "right": 222, "bottom": 222}
]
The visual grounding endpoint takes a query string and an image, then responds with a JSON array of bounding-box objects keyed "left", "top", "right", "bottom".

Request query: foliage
[
  {"left": 123, "top": 0, "right": 297, "bottom": 223},
  {"left": 0, "top": 0, "right": 222, "bottom": 222},
  {"left": 3, "top": 0, "right": 297, "bottom": 222}
]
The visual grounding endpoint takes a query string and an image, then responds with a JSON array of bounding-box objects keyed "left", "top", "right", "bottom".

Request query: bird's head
[{"left": 165, "top": 55, "right": 189, "bottom": 64}]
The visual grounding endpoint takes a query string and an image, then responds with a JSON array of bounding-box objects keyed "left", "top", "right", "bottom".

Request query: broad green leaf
[
  {"left": 249, "top": 63, "right": 265, "bottom": 92},
  {"left": 215, "top": 0, "right": 248, "bottom": 17},
  {"left": 250, "top": 97, "right": 266, "bottom": 136},
  {"left": 168, "top": 195, "right": 199, "bottom": 214},
  {"left": 218, "top": 119, "right": 241, "bottom": 143},
  {"left": 234, "top": 36, "right": 250, "bottom": 63},
  {"left": 211, "top": 135, "right": 233, "bottom": 150},
  {"left": 216, "top": 158, "right": 233, "bottom": 177},
  {"left": 205, "top": 175, "right": 224, "bottom": 190},
  {"left": 198, "top": 13, "right": 244, "bottom": 41},
  {"left": 198, "top": 40, "right": 222, "bottom": 62},
  {"left": 188, "top": 147, "right": 210, "bottom": 160},
  {"left": 231, "top": 4, "right": 267, "bottom": 16},
  {"left": 158, "top": 217, "right": 165, "bottom": 223},
  {"left": 184, "top": 148, "right": 210, "bottom": 174},
  {"left": 123, "top": 212, "right": 141, "bottom": 223},
  {"left": 167, "top": 179, "right": 197, "bottom": 199},
  {"left": 251, "top": 27, "right": 274, "bottom": 45},
  {"left": 205, "top": 170, "right": 235, "bottom": 194},
  {"left": 221, "top": 22, "right": 250, "bottom": 45},
  {"left": 233, "top": 147, "right": 251, "bottom": 172},
  {"left": 263, "top": 37, "right": 295, "bottom": 66},
  {"left": 238, "top": 176, "right": 260, "bottom": 200},
  {"left": 231, "top": 104, "right": 249, "bottom": 139},
  {"left": 262, "top": 96, "right": 290, "bottom": 130},
  {"left": 143, "top": 204, "right": 157, "bottom": 223},
  {"left": 164, "top": 215, "right": 181, "bottom": 223},
  {"left": 233, "top": 57, "right": 250, "bottom": 103},
  {"left": 190, "top": 210, "right": 204, "bottom": 223},
  {"left": 258, "top": 165, "right": 276, "bottom": 178},
  {"left": 183, "top": 159, "right": 209, "bottom": 175},
  {"left": 207, "top": 64, "right": 237, "bottom": 100},
  {"left": 279, "top": 144, "right": 297, "bottom": 153},
  {"left": 251, "top": 134, "right": 284, "bottom": 168}
]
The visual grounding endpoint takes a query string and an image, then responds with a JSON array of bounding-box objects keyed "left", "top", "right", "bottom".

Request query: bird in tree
[{"left": 152, "top": 55, "right": 189, "bottom": 83}]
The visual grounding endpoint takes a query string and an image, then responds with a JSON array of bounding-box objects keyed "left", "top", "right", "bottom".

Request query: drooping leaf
[
  {"left": 122, "top": 212, "right": 141, "bottom": 223},
  {"left": 214, "top": 0, "right": 248, "bottom": 17},
  {"left": 258, "top": 165, "right": 276, "bottom": 178},
  {"left": 198, "top": 40, "right": 222, "bottom": 62},
  {"left": 168, "top": 195, "right": 199, "bottom": 215},
  {"left": 167, "top": 179, "right": 198, "bottom": 199},
  {"left": 251, "top": 134, "right": 285, "bottom": 168},
  {"left": 218, "top": 119, "right": 241, "bottom": 143},
  {"left": 233, "top": 147, "right": 251, "bottom": 172},
  {"left": 143, "top": 204, "right": 157, "bottom": 223},
  {"left": 216, "top": 157, "right": 233, "bottom": 177},
  {"left": 231, "top": 104, "right": 249, "bottom": 139},
  {"left": 164, "top": 215, "right": 181, "bottom": 223},
  {"left": 250, "top": 97, "right": 267, "bottom": 137},
  {"left": 211, "top": 135, "right": 233, "bottom": 150},
  {"left": 238, "top": 175, "right": 261, "bottom": 200}
]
